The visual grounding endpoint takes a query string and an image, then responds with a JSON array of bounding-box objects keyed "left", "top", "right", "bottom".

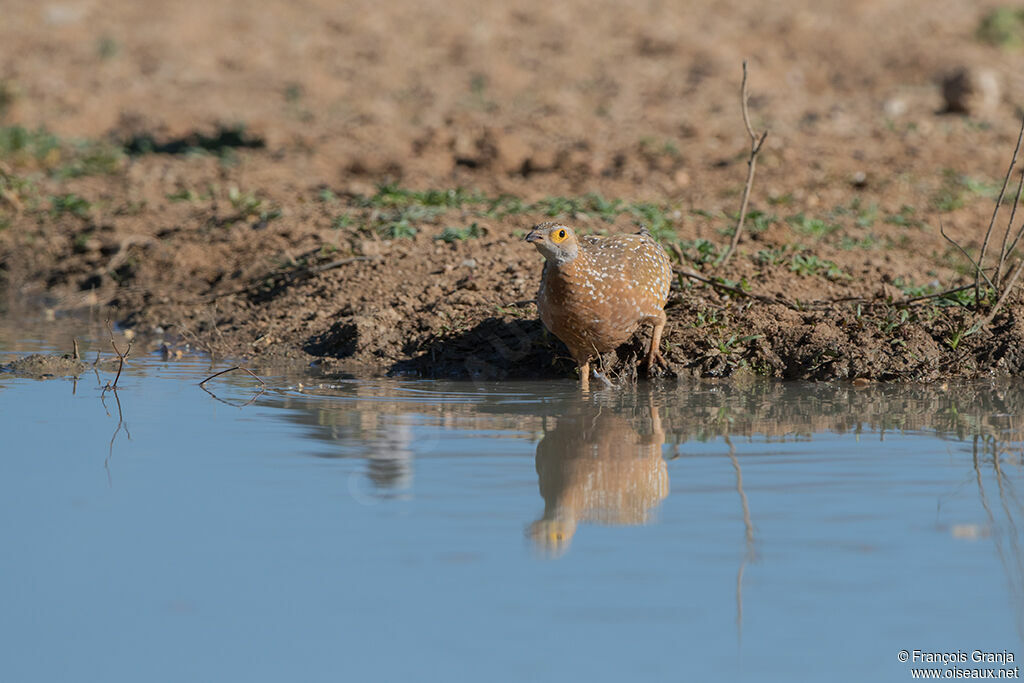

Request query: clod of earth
[{"left": 3, "top": 353, "right": 86, "bottom": 379}]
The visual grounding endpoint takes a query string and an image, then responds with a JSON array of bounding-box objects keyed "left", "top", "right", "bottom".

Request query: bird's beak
[{"left": 525, "top": 230, "right": 542, "bottom": 243}]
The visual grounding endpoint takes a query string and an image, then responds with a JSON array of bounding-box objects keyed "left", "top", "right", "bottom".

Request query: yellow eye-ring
[{"left": 552, "top": 228, "right": 568, "bottom": 243}]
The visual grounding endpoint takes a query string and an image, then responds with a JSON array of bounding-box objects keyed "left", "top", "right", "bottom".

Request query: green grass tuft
[
  {"left": 0, "top": 125, "right": 123, "bottom": 177},
  {"left": 97, "top": 36, "right": 119, "bottom": 59},
  {"left": 677, "top": 238, "right": 720, "bottom": 265},
  {"left": 977, "top": 7, "right": 1024, "bottom": 48},
  {"left": 754, "top": 246, "right": 791, "bottom": 266},
  {"left": 50, "top": 193, "right": 92, "bottom": 219},
  {"left": 787, "top": 213, "right": 841, "bottom": 238},
  {"left": 0, "top": 126, "right": 60, "bottom": 164},
  {"left": 436, "top": 222, "right": 483, "bottom": 243},
  {"left": 883, "top": 205, "right": 925, "bottom": 228},
  {"left": 893, "top": 278, "right": 989, "bottom": 307},
  {"left": 789, "top": 253, "right": 847, "bottom": 280},
  {"left": 228, "top": 186, "right": 281, "bottom": 224}
]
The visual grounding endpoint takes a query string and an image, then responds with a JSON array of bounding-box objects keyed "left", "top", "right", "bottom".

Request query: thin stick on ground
[
  {"left": 976, "top": 116, "right": 1024, "bottom": 300},
  {"left": 676, "top": 261, "right": 973, "bottom": 311},
  {"left": 718, "top": 60, "right": 768, "bottom": 268},
  {"left": 199, "top": 365, "right": 267, "bottom": 387},
  {"left": 891, "top": 283, "right": 975, "bottom": 308},
  {"left": 807, "top": 284, "right": 979, "bottom": 310},
  {"left": 675, "top": 266, "right": 794, "bottom": 307}
]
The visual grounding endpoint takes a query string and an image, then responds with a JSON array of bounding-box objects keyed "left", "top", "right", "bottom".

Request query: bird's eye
[{"left": 552, "top": 228, "right": 568, "bottom": 243}]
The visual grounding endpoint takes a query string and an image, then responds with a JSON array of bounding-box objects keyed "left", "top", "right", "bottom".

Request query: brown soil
[{"left": 4, "top": 0, "right": 1024, "bottom": 382}]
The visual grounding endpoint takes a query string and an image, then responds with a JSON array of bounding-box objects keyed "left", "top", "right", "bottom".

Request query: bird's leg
[
  {"left": 588, "top": 347, "right": 613, "bottom": 389},
  {"left": 579, "top": 359, "right": 590, "bottom": 392},
  {"left": 644, "top": 311, "right": 668, "bottom": 372}
]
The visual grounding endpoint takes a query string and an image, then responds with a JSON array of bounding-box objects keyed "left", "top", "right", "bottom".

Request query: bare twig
[
  {"left": 1002, "top": 176, "right": 1024, "bottom": 265},
  {"left": 892, "top": 283, "right": 974, "bottom": 307},
  {"left": 941, "top": 222, "right": 995, "bottom": 293},
  {"left": 805, "top": 284, "right": 977, "bottom": 310},
  {"left": 980, "top": 258, "right": 1024, "bottom": 329},
  {"left": 719, "top": 60, "right": 768, "bottom": 268},
  {"left": 675, "top": 267, "right": 797, "bottom": 307},
  {"left": 678, "top": 262, "right": 975, "bottom": 312},
  {"left": 995, "top": 169, "right": 1024, "bottom": 288},
  {"left": 977, "top": 116, "right": 1024, "bottom": 300},
  {"left": 105, "top": 320, "right": 132, "bottom": 391},
  {"left": 72, "top": 338, "right": 80, "bottom": 361},
  {"left": 199, "top": 365, "right": 267, "bottom": 387},
  {"left": 199, "top": 365, "right": 267, "bottom": 407},
  {"left": 668, "top": 241, "right": 686, "bottom": 265},
  {"left": 200, "top": 383, "right": 266, "bottom": 408},
  {"left": 309, "top": 256, "right": 368, "bottom": 274},
  {"left": 104, "top": 387, "right": 131, "bottom": 483}
]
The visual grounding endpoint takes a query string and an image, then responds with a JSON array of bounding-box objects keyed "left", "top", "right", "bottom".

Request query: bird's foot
[
  {"left": 591, "top": 367, "right": 614, "bottom": 389},
  {"left": 645, "top": 349, "right": 668, "bottom": 374}
]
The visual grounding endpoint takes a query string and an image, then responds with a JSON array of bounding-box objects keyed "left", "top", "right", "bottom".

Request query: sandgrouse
[{"left": 525, "top": 222, "right": 672, "bottom": 389}]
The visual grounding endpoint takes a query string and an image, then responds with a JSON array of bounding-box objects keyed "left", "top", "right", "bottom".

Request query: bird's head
[
  {"left": 525, "top": 222, "right": 578, "bottom": 264},
  {"left": 527, "top": 518, "right": 577, "bottom": 557}
]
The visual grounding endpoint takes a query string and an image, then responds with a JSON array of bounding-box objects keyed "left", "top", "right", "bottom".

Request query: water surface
[{"left": 1, "top": 325, "right": 1022, "bottom": 682}]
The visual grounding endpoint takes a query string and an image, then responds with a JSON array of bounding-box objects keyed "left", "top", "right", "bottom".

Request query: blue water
[{"left": 1, "top": 330, "right": 1023, "bottom": 682}]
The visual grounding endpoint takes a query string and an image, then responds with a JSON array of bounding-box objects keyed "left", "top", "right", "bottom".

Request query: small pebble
[{"left": 883, "top": 97, "right": 907, "bottom": 118}]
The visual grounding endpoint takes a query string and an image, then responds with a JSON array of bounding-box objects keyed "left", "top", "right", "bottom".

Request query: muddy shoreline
[
  {"left": 4, "top": 0, "right": 1024, "bottom": 382},
  {"left": 5, "top": 176, "right": 1024, "bottom": 384}
]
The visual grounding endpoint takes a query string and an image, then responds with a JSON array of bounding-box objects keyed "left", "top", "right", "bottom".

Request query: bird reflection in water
[
  {"left": 357, "top": 410, "right": 414, "bottom": 496},
  {"left": 529, "top": 397, "right": 668, "bottom": 556}
]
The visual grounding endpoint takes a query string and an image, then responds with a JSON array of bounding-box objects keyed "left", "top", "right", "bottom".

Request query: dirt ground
[{"left": 4, "top": 0, "right": 1024, "bottom": 381}]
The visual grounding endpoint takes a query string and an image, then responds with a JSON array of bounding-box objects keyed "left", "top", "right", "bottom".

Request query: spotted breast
[{"left": 525, "top": 222, "right": 672, "bottom": 388}]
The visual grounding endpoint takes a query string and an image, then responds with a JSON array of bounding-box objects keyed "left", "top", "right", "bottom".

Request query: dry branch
[
  {"left": 977, "top": 116, "right": 1024, "bottom": 300},
  {"left": 199, "top": 365, "right": 267, "bottom": 387},
  {"left": 935, "top": 116, "right": 1024, "bottom": 334},
  {"left": 1001, "top": 171, "right": 1024, "bottom": 269},
  {"left": 995, "top": 170, "right": 1024, "bottom": 288},
  {"left": 674, "top": 267, "right": 794, "bottom": 307},
  {"left": 718, "top": 60, "right": 768, "bottom": 268},
  {"left": 981, "top": 258, "right": 1024, "bottom": 329},
  {"left": 199, "top": 366, "right": 267, "bottom": 407},
  {"left": 105, "top": 320, "right": 132, "bottom": 391},
  {"left": 940, "top": 222, "right": 995, "bottom": 293},
  {"left": 676, "top": 260, "right": 975, "bottom": 312}
]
